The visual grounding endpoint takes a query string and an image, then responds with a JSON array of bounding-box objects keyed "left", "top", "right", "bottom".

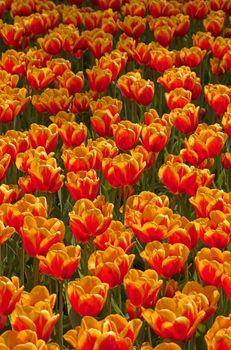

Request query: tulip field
[{"left": 0, "top": 0, "right": 231, "bottom": 349}]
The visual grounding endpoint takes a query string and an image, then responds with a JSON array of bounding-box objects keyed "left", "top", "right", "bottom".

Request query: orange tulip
[
  {"left": 50, "top": 111, "right": 76, "bottom": 128},
  {"left": 143, "top": 294, "right": 205, "bottom": 342},
  {"left": 86, "top": 66, "right": 112, "bottom": 93},
  {"left": 38, "top": 32, "right": 63, "bottom": 55},
  {"left": 47, "top": 58, "right": 71, "bottom": 77},
  {"left": 26, "top": 66, "right": 54, "bottom": 90},
  {"left": 88, "top": 137, "right": 118, "bottom": 170},
  {"left": 69, "top": 195, "right": 113, "bottom": 242},
  {"left": 62, "top": 146, "right": 97, "bottom": 173},
  {"left": 142, "top": 117, "right": 171, "bottom": 152},
  {"left": 0, "top": 87, "right": 30, "bottom": 124},
  {"left": 210, "top": 36, "right": 231, "bottom": 59},
  {"left": 195, "top": 247, "right": 227, "bottom": 287},
  {"left": 112, "top": 120, "right": 141, "bottom": 151},
  {"left": 157, "top": 65, "right": 202, "bottom": 100},
  {"left": 93, "top": 220, "right": 134, "bottom": 253},
  {"left": 189, "top": 187, "right": 231, "bottom": 218},
  {"left": 87, "top": 33, "right": 113, "bottom": 59},
  {"left": 4, "top": 130, "right": 30, "bottom": 153},
  {"left": 67, "top": 276, "right": 109, "bottom": 316},
  {"left": 10, "top": 301, "right": 59, "bottom": 342},
  {"left": 165, "top": 88, "right": 192, "bottom": 111},
  {"left": 0, "top": 220, "right": 14, "bottom": 245},
  {"left": 119, "top": 15, "right": 146, "bottom": 39},
  {"left": 0, "top": 49, "right": 27, "bottom": 75},
  {"left": 192, "top": 31, "right": 213, "bottom": 52},
  {"left": 165, "top": 279, "right": 179, "bottom": 297},
  {"left": 66, "top": 170, "right": 100, "bottom": 201},
  {"left": 122, "top": 2, "right": 146, "bottom": 17},
  {"left": 181, "top": 123, "right": 227, "bottom": 166},
  {"left": 0, "top": 277, "right": 23, "bottom": 322},
  {"left": 116, "top": 33, "right": 136, "bottom": 61},
  {"left": 222, "top": 152, "right": 231, "bottom": 169},
  {"left": 124, "top": 269, "right": 163, "bottom": 308},
  {"left": 57, "top": 70, "right": 84, "bottom": 95},
  {"left": 58, "top": 121, "right": 87, "bottom": 148},
  {"left": 204, "top": 84, "right": 231, "bottom": 115},
  {"left": 222, "top": 110, "right": 231, "bottom": 136},
  {"left": 182, "top": 281, "right": 220, "bottom": 321},
  {"left": 91, "top": 109, "right": 120, "bottom": 137},
  {"left": 97, "top": 50, "right": 127, "bottom": 80},
  {"left": 32, "top": 88, "right": 72, "bottom": 114},
  {"left": 154, "top": 25, "right": 175, "bottom": 47},
  {"left": 172, "top": 14, "right": 190, "bottom": 37},
  {"left": 169, "top": 103, "right": 199, "bottom": 134},
  {"left": 37, "top": 242, "right": 81, "bottom": 280},
  {"left": 21, "top": 215, "right": 65, "bottom": 257},
  {"left": 28, "top": 123, "right": 58, "bottom": 153},
  {"left": 0, "top": 154, "right": 11, "bottom": 182},
  {"left": 0, "top": 330, "right": 59, "bottom": 349},
  {"left": 90, "top": 95, "right": 122, "bottom": 115},
  {"left": 179, "top": 46, "right": 206, "bottom": 69},
  {"left": 102, "top": 153, "right": 146, "bottom": 188},
  {"left": 20, "top": 285, "right": 56, "bottom": 309},
  {"left": 140, "top": 241, "right": 189, "bottom": 278},
  {"left": 203, "top": 11, "right": 225, "bottom": 36},
  {"left": 29, "top": 157, "right": 64, "bottom": 193},
  {"left": 205, "top": 315, "right": 231, "bottom": 350},
  {"left": 0, "top": 23, "right": 26, "bottom": 49},
  {"left": 184, "top": 0, "right": 209, "bottom": 19},
  {"left": 0, "top": 184, "right": 21, "bottom": 204},
  {"left": 16, "top": 147, "right": 54, "bottom": 174},
  {"left": 88, "top": 246, "right": 135, "bottom": 288},
  {"left": 64, "top": 314, "right": 142, "bottom": 350},
  {"left": 197, "top": 210, "right": 231, "bottom": 249}
]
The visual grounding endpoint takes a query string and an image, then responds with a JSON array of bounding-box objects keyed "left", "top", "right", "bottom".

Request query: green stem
[
  {"left": 33, "top": 258, "right": 40, "bottom": 287},
  {"left": 19, "top": 247, "right": 25, "bottom": 285},
  {"left": 57, "top": 280, "right": 64, "bottom": 349}
]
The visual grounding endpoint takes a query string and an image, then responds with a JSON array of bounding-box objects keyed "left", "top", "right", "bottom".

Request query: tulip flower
[
  {"left": 88, "top": 137, "right": 118, "bottom": 170},
  {"left": 0, "top": 330, "right": 59, "bottom": 349},
  {"left": 119, "top": 15, "right": 146, "bottom": 39},
  {"left": 10, "top": 301, "right": 59, "bottom": 342},
  {"left": 112, "top": 120, "right": 142, "bottom": 151},
  {"left": 143, "top": 294, "right": 205, "bottom": 342},
  {"left": 140, "top": 241, "right": 189, "bottom": 278},
  {"left": 205, "top": 315, "right": 231, "bottom": 350},
  {"left": 0, "top": 276, "right": 23, "bottom": 325},
  {"left": 86, "top": 66, "right": 112, "bottom": 93},
  {"left": 222, "top": 110, "right": 231, "bottom": 136},
  {"left": 102, "top": 153, "right": 146, "bottom": 188},
  {"left": 141, "top": 343, "right": 182, "bottom": 350},
  {"left": 88, "top": 246, "right": 135, "bottom": 288},
  {"left": 64, "top": 314, "right": 142, "bottom": 350},
  {"left": 165, "top": 88, "right": 192, "bottom": 110},
  {"left": 169, "top": 103, "right": 199, "bottom": 134},
  {"left": 69, "top": 195, "right": 113, "bottom": 242},
  {"left": 28, "top": 124, "right": 58, "bottom": 153},
  {"left": 67, "top": 276, "right": 109, "bottom": 316},
  {"left": 62, "top": 145, "right": 97, "bottom": 173},
  {"left": 184, "top": 0, "right": 209, "bottom": 19},
  {"left": 93, "top": 220, "right": 134, "bottom": 253},
  {"left": 204, "top": 84, "right": 231, "bottom": 115},
  {"left": 124, "top": 269, "right": 163, "bottom": 308},
  {"left": 26, "top": 66, "right": 54, "bottom": 90},
  {"left": 37, "top": 242, "right": 81, "bottom": 280},
  {"left": 58, "top": 121, "right": 87, "bottom": 148},
  {"left": 57, "top": 70, "right": 84, "bottom": 95}
]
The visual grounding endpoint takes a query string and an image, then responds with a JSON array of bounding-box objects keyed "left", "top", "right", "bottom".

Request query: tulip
[
  {"left": 140, "top": 241, "right": 189, "bottom": 278},
  {"left": 21, "top": 215, "right": 64, "bottom": 257},
  {"left": 192, "top": 31, "right": 213, "bottom": 52},
  {"left": 87, "top": 34, "right": 113, "bottom": 59},
  {"left": 203, "top": 11, "right": 225, "bottom": 36},
  {"left": 86, "top": 66, "right": 112, "bottom": 93},
  {"left": 88, "top": 137, "right": 118, "bottom": 170},
  {"left": 32, "top": 88, "right": 72, "bottom": 114},
  {"left": 66, "top": 170, "right": 100, "bottom": 201},
  {"left": 26, "top": 66, "right": 54, "bottom": 90},
  {"left": 28, "top": 124, "right": 58, "bottom": 153},
  {"left": 58, "top": 121, "right": 87, "bottom": 148},
  {"left": 116, "top": 33, "right": 136, "bottom": 61},
  {"left": 57, "top": 70, "right": 84, "bottom": 95},
  {"left": 88, "top": 246, "right": 135, "bottom": 288},
  {"left": 16, "top": 147, "right": 54, "bottom": 174},
  {"left": 182, "top": 281, "right": 220, "bottom": 321},
  {"left": 169, "top": 103, "right": 199, "bottom": 134},
  {"left": 142, "top": 118, "right": 171, "bottom": 152},
  {"left": 184, "top": 0, "right": 209, "bottom": 19},
  {"left": 222, "top": 111, "right": 231, "bottom": 136},
  {"left": 0, "top": 276, "right": 23, "bottom": 322},
  {"left": 211, "top": 36, "right": 231, "bottom": 59},
  {"left": 91, "top": 109, "right": 120, "bottom": 137},
  {"left": 0, "top": 184, "right": 21, "bottom": 204},
  {"left": 64, "top": 314, "right": 142, "bottom": 350},
  {"left": 69, "top": 195, "right": 113, "bottom": 242},
  {"left": 222, "top": 152, "right": 231, "bottom": 169},
  {"left": 165, "top": 88, "right": 192, "bottom": 111},
  {"left": 124, "top": 269, "right": 163, "bottom": 308},
  {"left": 29, "top": 157, "right": 64, "bottom": 193},
  {"left": 179, "top": 46, "right": 206, "bottom": 69},
  {"left": 119, "top": 15, "right": 146, "bottom": 39},
  {"left": 143, "top": 294, "right": 205, "bottom": 342},
  {"left": 112, "top": 120, "right": 142, "bottom": 151},
  {"left": 204, "top": 84, "right": 231, "bottom": 115},
  {"left": 38, "top": 32, "right": 63, "bottom": 55},
  {"left": 62, "top": 146, "right": 97, "bottom": 173},
  {"left": 0, "top": 49, "right": 27, "bottom": 75},
  {"left": 0, "top": 330, "right": 59, "bottom": 349},
  {"left": 205, "top": 315, "right": 231, "bottom": 350},
  {"left": 90, "top": 96, "right": 122, "bottom": 115},
  {"left": 102, "top": 153, "right": 146, "bottom": 188},
  {"left": 67, "top": 276, "right": 109, "bottom": 316},
  {"left": 20, "top": 285, "right": 56, "bottom": 309},
  {"left": 93, "top": 220, "right": 134, "bottom": 253},
  {"left": 10, "top": 301, "right": 59, "bottom": 342},
  {"left": 195, "top": 247, "right": 226, "bottom": 287},
  {"left": 50, "top": 111, "right": 76, "bottom": 128},
  {"left": 37, "top": 242, "right": 81, "bottom": 280}
]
